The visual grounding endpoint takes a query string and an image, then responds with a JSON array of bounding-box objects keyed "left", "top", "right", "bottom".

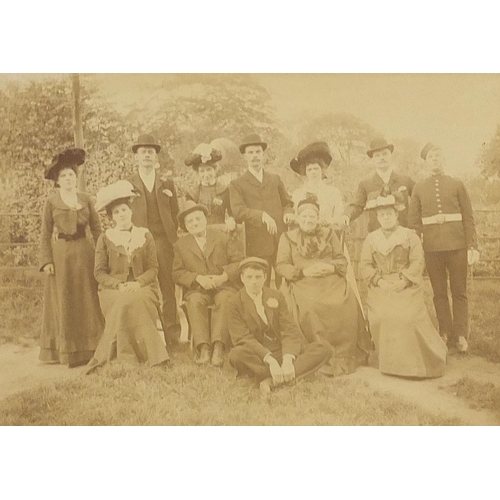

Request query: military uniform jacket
[
  {"left": 127, "top": 172, "right": 179, "bottom": 245},
  {"left": 345, "top": 170, "right": 415, "bottom": 232},
  {"left": 229, "top": 170, "right": 293, "bottom": 258},
  {"left": 227, "top": 287, "right": 303, "bottom": 360},
  {"left": 408, "top": 174, "right": 477, "bottom": 252}
]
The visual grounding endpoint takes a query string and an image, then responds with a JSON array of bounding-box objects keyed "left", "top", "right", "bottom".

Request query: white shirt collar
[
  {"left": 376, "top": 167, "right": 393, "bottom": 185},
  {"left": 139, "top": 168, "right": 156, "bottom": 193},
  {"left": 246, "top": 289, "right": 263, "bottom": 304},
  {"left": 193, "top": 232, "right": 207, "bottom": 252},
  {"left": 248, "top": 167, "right": 264, "bottom": 183}
]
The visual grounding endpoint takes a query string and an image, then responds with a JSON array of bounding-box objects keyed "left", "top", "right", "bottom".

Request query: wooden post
[{"left": 72, "top": 74, "right": 86, "bottom": 192}]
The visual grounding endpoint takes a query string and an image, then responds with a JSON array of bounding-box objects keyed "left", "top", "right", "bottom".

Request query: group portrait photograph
[{"left": 0, "top": 72, "right": 499, "bottom": 428}]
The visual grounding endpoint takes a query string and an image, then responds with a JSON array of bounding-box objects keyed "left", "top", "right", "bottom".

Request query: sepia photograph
[{"left": 1, "top": 72, "right": 499, "bottom": 426}]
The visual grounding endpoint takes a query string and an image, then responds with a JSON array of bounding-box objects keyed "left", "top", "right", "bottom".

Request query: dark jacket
[
  {"left": 186, "top": 181, "right": 232, "bottom": 225},
  {"left": 39, "top": 191, "right": 101, "bottom": 270},
  {"left": 127, "top": 172, "right": 179, "bottom": 245},
  {"left": 229, "top": 170, "right": 293, "bottom": 258},
  {"left": 94, "top": 227, "right": 159, "bottom": 289},
  {"left": 408, "top": 174, "right": 477, "bottom": 252},
  {"left": 227, "top": 287, "right": 303, "bottom": 360},
  {"left": 345, "top": 170, "right": 415, "bottom": 232},
  {"left": 172, "top": 227, "right": 244, "bottom": 293}
]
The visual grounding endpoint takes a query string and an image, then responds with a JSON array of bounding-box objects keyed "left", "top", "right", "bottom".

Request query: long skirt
[
  {"left": 281, "top": 274, "right": 371, "bottom": 376},
  {"left": 40, "top": 238, "right": 104, "bottom": 366},
  {"left": 85, "top": 284, "right": 170, "bottom": 373},
  {"left": 366, "top": 285, "right": 447, "bottom": 378}
]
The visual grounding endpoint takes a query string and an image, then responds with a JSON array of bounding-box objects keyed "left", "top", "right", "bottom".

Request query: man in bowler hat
[
  {"left": 227, "top": 257, "right": 333, "bottom": 397},
  {"left": 408, "top": 143, "right": 479, "bottom": 353},
  {"left": 127, "top": 134, "right": 180, "bottom": 344},
  {"left": 229, "top": 133, "right": 294, "bottom": 286},
  {"left": 341, "top": 138, "right": 415, "bottom": 232}
]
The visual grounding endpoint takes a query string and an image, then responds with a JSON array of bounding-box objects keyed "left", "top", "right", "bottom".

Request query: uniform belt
[{"left": 422, "top": 213, "right": 462, "bottom": 225}]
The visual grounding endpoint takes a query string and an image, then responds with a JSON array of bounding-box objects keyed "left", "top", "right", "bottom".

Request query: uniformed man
[
  {"left": 341, "top": 137, "right": 415, "bottom": 232},
  {"left": 408, "top": 142, "right": 479, "bottom": 353}
]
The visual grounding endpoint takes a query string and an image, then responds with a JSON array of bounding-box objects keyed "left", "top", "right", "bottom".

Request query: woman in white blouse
[{"left": 290, "top": 142, "right": 344, "bottom": 228}]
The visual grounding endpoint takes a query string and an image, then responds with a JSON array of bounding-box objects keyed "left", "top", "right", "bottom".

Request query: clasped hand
[
  {"left": 196, "top": 273, "right": 228, "bottom": 290},
  {"left": 302, "top": 262, "right": 335, "bottom": 277},
  {"left": 118, "top": 281, "right": 141, "bottom": 292},
  {"left": 266, "top": 355, "right": 295, "bottom": 386}
]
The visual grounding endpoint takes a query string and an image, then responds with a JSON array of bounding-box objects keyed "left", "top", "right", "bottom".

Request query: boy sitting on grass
[{"left": 227, "top": 257, "right": 333, "bottom": 397}]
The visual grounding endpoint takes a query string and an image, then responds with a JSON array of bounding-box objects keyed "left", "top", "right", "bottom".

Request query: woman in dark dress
[
  {"left": 184, "top": 143, "right": 236, "bottom": 231},
  {"left": 85, "top": 180, "right": 170, "bottom": 373},
  {"left": 39, "top": 148, "right": 104, "bottom": 367}
]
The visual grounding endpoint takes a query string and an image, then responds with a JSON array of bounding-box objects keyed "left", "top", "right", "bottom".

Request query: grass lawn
[
  {"left": 447, "top": 376, "right": 500, "bottom": 416},
  {"left": 0, "top": 350, "right": 460, "bottom": 426}
]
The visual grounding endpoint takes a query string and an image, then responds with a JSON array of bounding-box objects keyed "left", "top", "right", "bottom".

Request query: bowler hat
[
  {"left": 366, "top": 138, "right": 394, "bottom": 158},
  {"left": 420, "top": 142, "right": 439, "bottom": 160},
  {"left": 95, "top": 180, "right": 139, "bottom": 213},
  {"left": 178, "top": 200, "right": 209, "bottom": 232},
  {"left": 238, "top": 257, "right": 269, "bottom": 273},
  {"left": 290, "top": 142, "right": 332, "bottom": 175},
  {"left": 44, "top": 148, "right": 85, "bottom": 181},
  {"left": 239, "top": 133, "right": 268, "bottom": 154},
  {"left": 184, "top": 143, "right": 223, "bottom": 170},
  {"left": 132, "top": 134, "right": 161, "bottom": 153}
]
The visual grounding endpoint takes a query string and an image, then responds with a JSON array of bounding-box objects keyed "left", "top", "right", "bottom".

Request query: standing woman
[
  {"left": 290, "top": 142, "right": 344, "bottom": 227},
  {"left": 39, "top": 148, "right": 104, "bottom": 367},
  {"left": 85, "top": 180, "right": 170, "bottom": 373}
]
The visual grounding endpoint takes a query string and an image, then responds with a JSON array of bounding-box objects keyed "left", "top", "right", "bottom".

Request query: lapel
[
  {"left": 129, "top": 172, "right": 145, "bottom": 196},
  {"left": 241, "top": 289, "right": 265, "bottom": 330},
  {"left": 262, "top": 288, "right": 276, "bottom": 326},
  {"left": 388, "top": 170, "right": 400, "bottom": 188},
  {"left": 261, "top": 170, "right": 272, "bottom": 188},
  {"left": 204, "top": 228, "right": 216, "bottom": 260},
  {"left": 242, "top": 170, "right": 264, "bottom": 189},
  {"left": 185, "top": 234, "right": 206, "bottom": 262}
]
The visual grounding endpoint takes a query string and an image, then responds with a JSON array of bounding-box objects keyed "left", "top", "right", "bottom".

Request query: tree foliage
[{"left": 478, "top": 124, "right": 500, "bottom": 179}]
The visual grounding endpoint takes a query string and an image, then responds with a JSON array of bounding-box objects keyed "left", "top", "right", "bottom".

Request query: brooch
[
  {"left": 162, "top": 189, "right": 173, "bottom": 197},
  {"left": 213, "top": 197, "right": 223, "bottom": 206},
  {"left": 266, "top": 298, "right": 279, "bottom": 308}
]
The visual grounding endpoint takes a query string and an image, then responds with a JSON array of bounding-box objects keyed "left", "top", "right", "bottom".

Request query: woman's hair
[
  {"left": 54, "top": 166, "right": 78, "bottom": 188},
  {"left": 303, "top": 156, "right": 327, "bottom": 170},
  {"left": 106, "top": 198, "right": 132, "bottom": 218},
  {"left": 297, "top": 197, "right": 320, "bottom": 215}
]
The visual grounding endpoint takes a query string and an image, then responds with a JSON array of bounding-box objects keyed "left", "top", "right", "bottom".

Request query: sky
[{"left": 1, "top": 73, "right": 498, "bottom": 175}]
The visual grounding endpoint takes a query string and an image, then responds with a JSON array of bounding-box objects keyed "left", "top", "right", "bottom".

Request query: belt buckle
[{"left": 436, "top": 214, "right": 445, "bottom": 224}]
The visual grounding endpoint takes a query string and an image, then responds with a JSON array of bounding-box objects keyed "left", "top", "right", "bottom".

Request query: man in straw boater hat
[
  {"left": 227, "top": 257, "right": 333, "bottom": 397},
  {"left": 229, "top": 133, "right": 294, "bottom": 286},
  {"left": 408, "top": 143, "right": 479, "bottom": 353},
  {"left": 127, "top": 134, "right": 180, "bottom": 345},
  {"left": 341, "top": 137, "right": 415, "bottom": 232},
  {"left": 172, "top": 201, "right": 245, "bottom": 366}
]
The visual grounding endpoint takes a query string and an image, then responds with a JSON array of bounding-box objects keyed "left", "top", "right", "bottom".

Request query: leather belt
[
  {"left": 422, "top": 213, "right": 462, "bottom": 225},
  {"left": 57, "top": 226, "right": 86, "bottom": 241}
]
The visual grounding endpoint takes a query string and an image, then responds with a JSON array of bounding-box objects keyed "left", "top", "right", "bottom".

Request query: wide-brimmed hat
[
  {"left": 239, "top": 133, "right": 268, "bottom": 154},
  {"left": 366, "top": 138, "right": 394, "bottom": 158},
  {"left": 365, "top": 187, "right": 405, "bottom": 212},
  {"left": 178, "top": 200, "right": 209, "bottom": 232},
  {"left": 290, "top": 142, "right": 332, "bottom": 175},
  {"left": 420, "top": 142, "right": 440, "bottom": 160},
  {"left": 132, "top": 134, "right": 161, "bottom": 153},
  {"left": 95, "top": 180, "right": 139, "bottom": 212},
  {"left": 238, "top": 257, "right": 269, "bottom": 273},
  {"left": 44, "top": 148, "right": 85, "bottom": 181},
  {"left": 184, "top": 143, "right": 223, "bottom": 170}
]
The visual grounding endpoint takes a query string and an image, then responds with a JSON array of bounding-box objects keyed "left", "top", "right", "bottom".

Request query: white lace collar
[
  {"left": 369, "top": 226, "right": 410, "bottom": 256},
  {"left": 106, "top": 226, "right": 148, "bottom": 257}
]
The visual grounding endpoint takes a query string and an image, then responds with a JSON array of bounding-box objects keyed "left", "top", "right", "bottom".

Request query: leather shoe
[
  {"left": 211, "top": 341, "right": 225, "bottom": 367},
  {"left": 196, "top": 344, "right": 211, "bottom": 365}
]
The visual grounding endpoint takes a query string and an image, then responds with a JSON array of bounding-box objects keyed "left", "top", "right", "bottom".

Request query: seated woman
[
  {"left": 359, "top": 188, "right": 447, "bottom": 378},
  {"left": 184, "top": 143, "right": 236, "bottom": 231},
  {"left": 85, "top": 180, "right": 170, "bottom": 374},
  {"left": 276, "top": 199, "right": 371, "bottom": 376},
  {"left": 290, "top": 142, "right": 344, "bottom": 228}
]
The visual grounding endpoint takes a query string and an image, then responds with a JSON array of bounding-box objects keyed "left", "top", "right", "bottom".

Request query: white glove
[{"left": 467, "top": 249, "right": 480, "bottom": 266}]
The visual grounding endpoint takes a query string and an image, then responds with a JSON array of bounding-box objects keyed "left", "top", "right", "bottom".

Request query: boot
[
  {"left": 211, "top": 341, "right": 225, "bottom": 367},
  {"left": 196, "top": 343, "right": 211, "bottom": 365}
]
